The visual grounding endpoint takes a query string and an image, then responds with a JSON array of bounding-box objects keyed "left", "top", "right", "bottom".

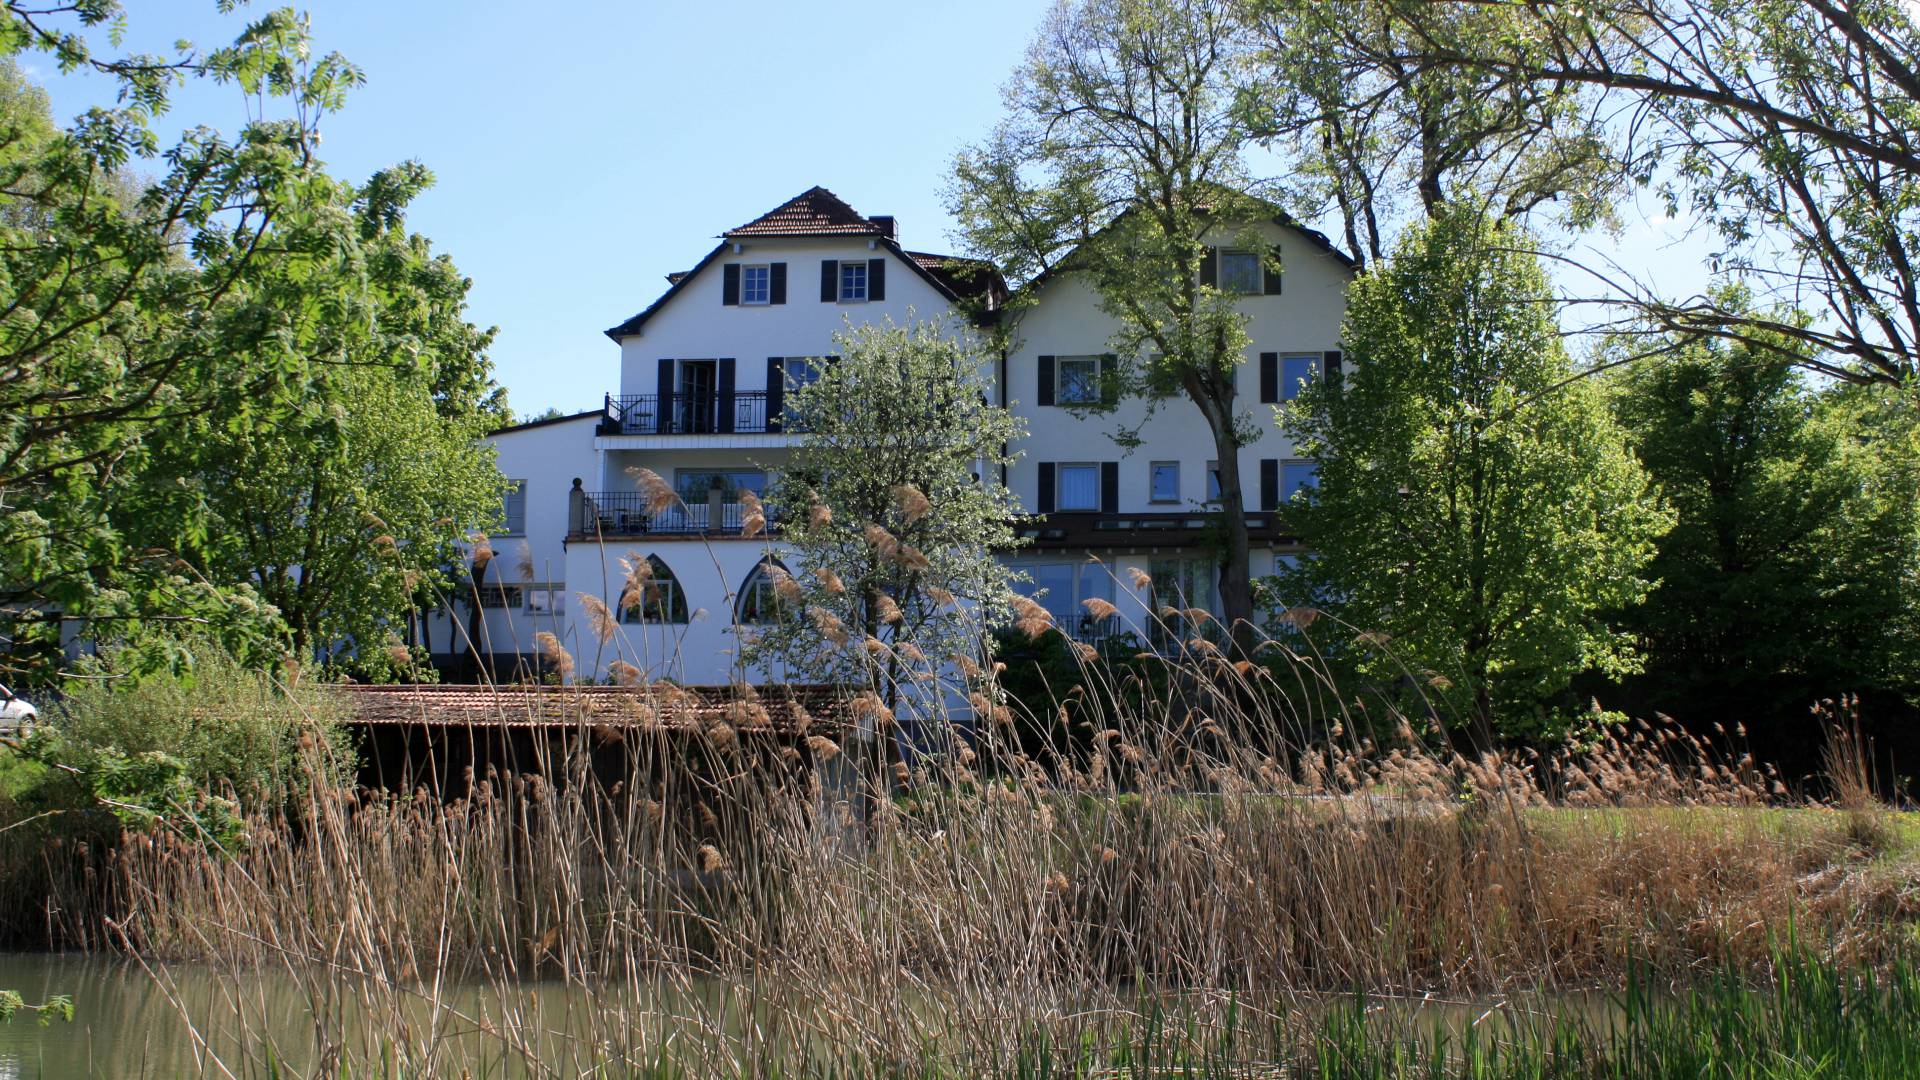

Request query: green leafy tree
[
  {"left": 1608, "top": 317, "right": 1920, "bottom": 753},
  {"left": 0, "top": 4, "right": 377, "bottom": 682},
  {"left": 950, "top": 0, "right": 1277, "bottom": 654},
  {"left": 1280, "top": 207, "right": 1670, "bottom": 744},
  {"left": 1238, "top": 0, "right": 1621, "bottom": 266},
  {"left": 121, "top": 163, "right": 507, "bottom": 672},
  {"left": 1310, "top": 0, "right": 1920, "bottom": 388},
  {"left": 742, "top": 319, "right": 1025, "bottom": 716}
]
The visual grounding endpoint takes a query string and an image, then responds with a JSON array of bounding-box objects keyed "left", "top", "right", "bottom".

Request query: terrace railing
[
  {"left": 569, "top": 488, "right": 772, "bottom": 539},
  {"left": 599, "top": 391, "right": 776, "bottom": 435}
]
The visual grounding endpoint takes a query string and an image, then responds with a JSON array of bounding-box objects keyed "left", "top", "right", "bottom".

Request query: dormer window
[
  {"left": 839, "top": 261, "right": 868, "bottom": 302},
  {"left": 741, "top": 264, "right": 771, "bottom": 305}
]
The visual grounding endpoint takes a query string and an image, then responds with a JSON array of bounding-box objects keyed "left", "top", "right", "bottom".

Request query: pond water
[
  {"left": 0, "top": 953, "right": 617, "bottom": 1078},
  {"left": 0, "top": 951, "right": 1624, "bottom": 1077}
]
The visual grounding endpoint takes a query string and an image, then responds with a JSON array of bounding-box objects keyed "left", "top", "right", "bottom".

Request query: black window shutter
[
  {"left": 656, "top": 359, "right": 674, "bottom": 435},
  {"left": 1101, "top": 462, "right": 1119, "bottom": 513},
  {"left": 1199, "top": 247, "right": 1218, "bottom": 288},
  {"left": 1037, "top": 355, "right": 1055, "bottom": 407},
  {"left": 721, "top": 264, "right": 740, "bottom": 306},
  {"left": 766, "top": 357, "right": 784, "bottom": 432},
  {"left": 1263, "top": 252, "right": 1283, "bottom": 295},
  {"left": 820, "top": 260, "right": 838, "bottom": 302},
  {"left": 1099, "top": 353, "right": 1118, "bottom": 405},
  {"left": 868, "top": 257, "right": 886, "bottom": 301},
  {"left": 1259, "top": 459, "right": 1279, "bottom": 511},
  {"left": 1259, "top": 352, "right": 1278, "bottom": 404},
  {"left": 716, "top": 358, "right": 736, "bottom": 433},
  {"left": 769, "top": 262, "right": 787, "bottom": 304},
  {"left": 1037, "top": 462, "right": 1056, "bottom": 514},
  {"left": 1324, "top": 349, "right": 1344, "bottom": 386}
]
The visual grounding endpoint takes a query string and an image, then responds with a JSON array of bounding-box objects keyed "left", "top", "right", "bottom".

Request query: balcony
[
  {"left": 598, "top": 391, "right": 780, "bottom": 436},
  {"left": 567, "top": 488, "right": 772, "bottom": 540}
]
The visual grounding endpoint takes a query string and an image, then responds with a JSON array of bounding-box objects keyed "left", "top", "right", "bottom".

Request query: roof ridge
[{"left": 722, "top": 185, "right": 880, "bottom": 238}]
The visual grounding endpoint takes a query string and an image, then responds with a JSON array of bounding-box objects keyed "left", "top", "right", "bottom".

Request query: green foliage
[
  {"left": 743, "top": 319, "right": 1025, "bottom": 701},
  {"left": 0, "top": 6, "right": 505, "bottom": 685},
  {"left": 1240, "top": 0, "right": 1621, "bottom": 264},
  {"left": 1295, "top": 0, "right": 1920, "bottom": 388},
  {"left": 1278, "top": 207, "right": 1669, "bottom": 741},
  {"left": 1606, "top": 314, "right": 1920, "bottom": 741},
  {"left": 0, "top": 989, "right": 72, "bottom": 1026},
  {"left": 10, "top": 638, "right": 350, "bottom": 839}
]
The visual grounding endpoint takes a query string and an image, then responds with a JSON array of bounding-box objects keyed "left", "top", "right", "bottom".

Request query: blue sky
[{"left": 33, "top": 1, "right": 1712, "bottom": 417}]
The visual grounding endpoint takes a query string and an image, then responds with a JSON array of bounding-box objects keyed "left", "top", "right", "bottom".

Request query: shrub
[{"left": 21, "top": 640, "right": 353, "bottom": 812}]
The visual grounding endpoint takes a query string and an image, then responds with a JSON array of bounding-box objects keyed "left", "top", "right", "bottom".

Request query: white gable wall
[
  {"left": 616, "top": 237, "right": 976, "bottom": 398},
  {"left": 1005, "top": 223, "right": 1351, "bottom": 515}
]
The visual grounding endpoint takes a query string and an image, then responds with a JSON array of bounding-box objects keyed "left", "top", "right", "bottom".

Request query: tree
[
  {"left": 119, "top": 164, "right": 506, "bottom": 673},
  {"left": 741, "top": 319, "right": 1025, "bottom": 720},
  {"left": 0, "top": 4, "right": 371, "bottom": 681},
  {"left": 1238, "top": 0, "right": 1621, "bottom": 267},
  {"left": 1316, "top": 0, "right": 1920, "bottom": 388},
  {"left": 1279, "top": 207, "right": 1670, "bottom": 745},
  {"left": 1607, "top": 313, "right": 1920, "bottom": 760},
  {"left": 950, "top": 0, "right": 1275, "bottom": 654}
]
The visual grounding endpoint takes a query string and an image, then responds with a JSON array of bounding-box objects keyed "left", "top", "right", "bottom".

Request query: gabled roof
[
  {"left": 606, "top": 186, "right": 1009, "bottom": 340},
  {"left": 723, "top": 186, "right": 884, "bottom": 238},
  {"left": 905, "top": 250, "right": 1009, "bottom": 307},
  {"left": 1013, "top": 194, "right": 1358, "bottom": 300}
]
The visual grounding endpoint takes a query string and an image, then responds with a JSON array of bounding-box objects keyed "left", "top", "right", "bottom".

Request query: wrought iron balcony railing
[
  {"left": 568, "top": 489, "right": 773, "bottom": 539},
  {"left": 599, "top": 391, "right": 778, "bottom": 436}
]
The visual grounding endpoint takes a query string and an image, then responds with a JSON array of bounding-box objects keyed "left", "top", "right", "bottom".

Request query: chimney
[{"left": 870, "top": 215, "right": 897, "bottom": 240}]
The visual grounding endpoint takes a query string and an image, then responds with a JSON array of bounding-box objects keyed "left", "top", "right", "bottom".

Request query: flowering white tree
[{"left": 741, "top": 319, "right": 1026, "bottom": 729}]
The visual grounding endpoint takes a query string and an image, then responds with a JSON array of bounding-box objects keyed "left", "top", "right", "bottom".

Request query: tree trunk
[{"left": 1200, "top": 392, "right": 1257, "bottom": 658}]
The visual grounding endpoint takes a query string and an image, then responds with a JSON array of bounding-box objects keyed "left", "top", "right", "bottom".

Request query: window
[
  {"left": 499, "top": 480, "right": 527, "bottom": 536},
  {"left": 618, "top": 556, "right": 688, "bottom": 624},
  {"left": 1146, "top": 558, "right": 1219, "bottom": 651},
  {"left": 674, "top": 470, "right": 766, "bottom": 504},
  {"left": 526, "top": 584, "right": 566, "bottom": 616},
  {"left": 1281, "top": 460, "right": 1319, "bottom": 500},
  {"left": 1150, "top": 461, "right": 1180, "bottom": 503},
  {"left": 740, "top": 264, "right": 770, "bottom": 305},
  {"left": 1206, "top": 461, "right": 1222, "bottom": 503},
  {"left": 1056, "top": 356, "right": 1100, "bottom": 405},
  {"left": 736, "top": 559, "right": 793, "bottom": 625},
  {"left": 783, "top": 356, "right": 824, "bottom": 391},
  {"left": 1220, "top": 251, "right": 1262, "bottom": 294},
  {"left": 477, "top": 584, "right": 524, "bottom": 609},
  {"left": 839, "top": 261, "right": 868, "bottom": 302},
  {"left": 1057, "top": 463, "right": 1100, "bottom": 511},
  {"left": 1281, "top": 354, "right": 1321, "bottom": 400},
  {"left": 1014, "top": 561, "right": 1122, "bottom": 641}
]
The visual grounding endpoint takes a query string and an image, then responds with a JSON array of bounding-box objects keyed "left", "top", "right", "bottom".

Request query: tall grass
[{"left": 90, "top": 643, "right": 1918, "bottom": 1076}]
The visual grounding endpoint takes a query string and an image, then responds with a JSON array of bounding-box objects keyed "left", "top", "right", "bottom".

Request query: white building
[{"left": 428, "top": 186, "right": 1352, "bottom": 683}]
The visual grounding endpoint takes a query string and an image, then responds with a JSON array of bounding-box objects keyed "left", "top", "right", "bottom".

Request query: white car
[{"left": 0, "top": 684, "right": 35, "bottom": 733}]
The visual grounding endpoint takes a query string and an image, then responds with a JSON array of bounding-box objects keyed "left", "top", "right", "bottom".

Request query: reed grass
[{"left": 86, "top": 660, "right": 1917, "bottom": 1075}]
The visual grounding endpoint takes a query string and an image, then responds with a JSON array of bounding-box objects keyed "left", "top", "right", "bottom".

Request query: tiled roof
[
  {"left": 723, "top": 186, "right": 883, "bottom": 238},
  {"left": 337, "top": 683, "right": 848, "bottom": 735},
  {"left": 905, "top": 250, "right": 1007, "bottom": 305}
]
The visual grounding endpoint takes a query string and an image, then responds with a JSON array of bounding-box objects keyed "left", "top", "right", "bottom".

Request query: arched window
[
  {"left": 736, "top": 558, "right": 794, "bottom": 625},
  {"left": 618, "top": 555, "right": 689, "bottom": 624}
]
